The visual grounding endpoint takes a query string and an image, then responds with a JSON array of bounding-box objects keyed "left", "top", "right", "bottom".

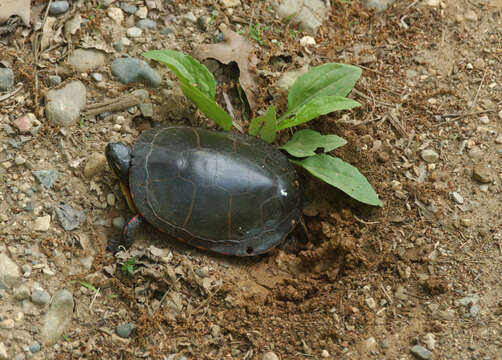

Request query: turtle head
[{"left": 106, "top": 142, "right": 131, "bottom": 185}]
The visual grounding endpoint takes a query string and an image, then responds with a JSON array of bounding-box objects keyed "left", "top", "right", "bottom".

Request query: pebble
[
  {"left": 423, "top": 333, "right": 436, "bottom": 350},
  {"left": 120, "top": 2, "right": 137, "bottom": 14},
  {"left": 137, "top": 19, "right": 157, "bottom": 29},
  {"left": 468, "top": 146, "right": 483, "bottom": 159},
  {"left": 136, "top": 6, "right": 148, "bottom": 19},
  {"left": 464, "top": 9, "right": 478, "bottom": 22},
  {"left": 0, "top": 253, "right": 20, "bottom": 288},
  {"left": 2, "top": 124, "right": 16, "bottom": 135},
  {"left": 321, "top": 349, "right": 330, "bottom": 358},
  {"left": 33, "top": 215, "right": 51, "bottom": 232},
  {"left": 495, "top": 135, "right": 502, "bottom": 144},
  {"left": 110, "top": 58, "right": 161, "bottom": 88},
  {"left": 29, "top": 341, "right": 41, "bottom": 353},
  {"left": 364, "top": 0, "right": 393, "bottom": 12},
  {"left": 167, "top": 355, "right": 187, "bottom": 360},
  {"left": 13, "top": 285, "right": 31, "bottom": 300},
  {"left": 421, "top": 149, "right": 439, "bottom": 163},
  {"left": 14, "top": 156, "right": 26, "bottom": 165},
  {"left": 0, "top": 68, "right": 14, "bottom": 91},
  {"left": 13, "top": 113, "right": 35, "bottom": 133},
  {"left": 139, "top": 103, "right": 153, "bottom": 117},
  {"left": 273, "top": 0, "right": 328, "bottom": 33},
  {"left": 410, "top": 345, "right": 432, "bottom": 360},
  {"left": 498, "top": 109, "right": 502, "bottom": 120},
  {"left": 472, "top": 163, "right": 492, "bottom": 183},
  {"left": 365, "top": 297, "right": 377, "bottom": 310},
  {"left": 116, "top": 322, "right": 134, "bottom": 338},
  {"left": 160, "top": 27, "right": 174, "bottom": 35},
  {"left": 451, "top": 191, "right": 464, "bottom": 204},
  {"left": 113, "top": 41, "right": 123, "bottom": 51},
  {"left": 84, "top": 152, "right": 107, "bottom": 178},
  {"left": 47, "top": 75, "right": 62, "bottom": 86},
  {"left": 107, "top": 7, "right": 124, "bottom": 24},
  {"left": 479, "top": 115, "right": 489, "bottom": 124},
  {"left": 107, "top": 193, "right": 116, "bottom": 207},
  {"left": 45, "top": 81, "right": 87, "bottom": 126},
  {"left": 55, "top": 203, "right": 87, "bottom": 231},
  {"left": 300, "top": 35, "right": 316, "bottom": 46},
  {"left": 425, "top": 0, "right": 440, "bottom": 6},
  {"left": 32, "top": 169, "right": 57, "bottom": 189},
  {"left": 126, "top": 27, "right": 143, "bottom": 38},
  {"left": 68, "top": 49, "right": 106, "bottom": 73},
  {"left": 263, "top": 352, "right": 279, "bottom": 360},
  {"left": 221, "top": 0, "right": 241, "bottom": 7},
  {"left": 457, "top": 294, "right": 479, "bottom": 306},
  {"left": 183, "top": 12, "right": 197, "bottom": 23},
  {"left": 112, "top": 216, "right": 126, "bottom": 230},
  {"left": 49, "top": 1, "right": 69, "bottom": 15},
  {"left": 0, "top": 342, "right": 7, "bottom": 360},
  {"left": 40, "top": 289, "right": 74, "bottom": 345},
  {"left": 91, "top": 72, "right": 104, "bottom": 82}
]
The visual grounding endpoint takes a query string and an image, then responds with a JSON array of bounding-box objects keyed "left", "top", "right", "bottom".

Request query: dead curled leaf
[
  {"left": 192, "top": 24, "right": 259, "bottom": 111},
  {"left": 0, "top": 0, "right": 30, "bottom": 26}
]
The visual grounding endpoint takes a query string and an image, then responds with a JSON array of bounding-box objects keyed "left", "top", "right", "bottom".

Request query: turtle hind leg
[{"left": 107, "top": 214, "right": 146, "bottom": 253}]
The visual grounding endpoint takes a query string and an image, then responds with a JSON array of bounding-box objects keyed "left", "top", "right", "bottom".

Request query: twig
[
  {"left": 433, "top": 109, "right": 496, "bottom": 127},
  {"left": 470, "top": 68, "right": 488, "bottom": 110},
  {"left": 358, "top": 64, "right": 387, "bottom": 77},
  {"left": 353, "top": 215, "right": 380, "bottom": 225},
  {"left": 83, "top": 94, "right": 141, "bottom": 116},
  {"left": 0, "top": 84, "right": 23, "bottom": 102},
  {"left": 352, "top": 88, "right": 395, "bottom": 108},
  {"left": 89, "top": 288, "right": 100, "bottom": 309}
]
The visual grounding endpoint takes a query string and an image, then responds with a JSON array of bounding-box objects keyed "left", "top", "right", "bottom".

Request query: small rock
[
  {"left": 29, "top": 341, "right": 41, "bottom": 353},
  {"left": 137, "top": 19, "right": 157, "bottom": 29},
  {"left": 469, "top": 305, "right": 479, "bottom": 317},
  {"left": 32, "top": 169, "right": 57, "bottom": 189},
  {"left": 0, "top": 253, "right": 20, "bottom": 288},
  {"left": 472, "top": 163, "right": 492, "bottom": 183},
  {"left": 0, "top": 342, "right": 8, "bottom": 360},
  {"left": 479, "top": 115, "right": 489, "bottom": 124},
  {"left": 55, "top": 203, "right": 87, "bottom": 231},
  {"left": 0, "top": 319, "right": 15, "bottom": 329},
  {"left": 464, "top": 9, "right": 478, "bottom": 22},
  {"left": 91, "top": 73, "right": 104, "bottom": 82},
  {"left": 33, "top": 215, "right": 51, "bottom": 232},
  {"left": 363, "top": 0, "right": 393, "bottom": 12},
  {"left": 0, "top": 68, "right": 14, "bottom": 91},
  {"left": 14, "top": 156, "right": 26, "bottom": 166},
  {"left": 45, "top": 81, "right": 87, "bottom": 126},
  {"left": 494, "top": 135, "right": 502, "bottom": 144},
  {"left": 183, "top": 12, "right": 197, "bottom": 23},
  {"left": 468, "top": 146, "right": 483, "bottom": 159},
  {"left": 365, "top": 297, "right": 377, "bottom": 310},
  {"left": 68, "top": 49, "right": 106, "bottom": 73},
  {"left": 14, "top": 285, "right": 31, "bottom": 300},
  {"left": 139, "top": 103, "right": 153, "bottom": 117},
  {"left": 263, "top": 352, "right": 279, "bottom": 360},
  {"left": 136, "top": 6, "right": 148, "bottom": 19},
  {"left": 40, "top": 289, "right": 74, "bottom": 345},
  {"left": 363, "top": 336, "right": 378, "bottom": 354},
  {"left": 273, "top": 0, "right": 328, "bottom": 34},
  {"left": 107, "top": 193, "right": 116, "bottom": 207},
  {"left": 116, "top": 322, "right": 134, "bottom": 338},
  {"left": 460, "top": 218, "right": 472, "bottom": 227},
  {"left": 160, "top": 27, "right": 174, "bottom": 35},
  {"left": 421, "top": 149, "right": 439, "bottom": 163},
  {"left": 466, "top": 63, "right": 473, "bottom": 70},
  {"left": 498, "top": 109, "right": 502, "bottom": 120},
  {"left": 321, "top": 349, "right": 330, "bottom": 358},
  {"left": 107, "top": 7, "right": 124, "bottom": 24},
  {"left": 300, "top": 36, "right": 316, "bottom": 46},
  {"left": 110, "top": 58, "right": 161, "bottom": 88},
  {"left": 410, "top": 345, "right": 432, "bottom": 360},
  {"left": 423, "top": 333, "right": 436, "bottom": 350},
  {"left": 120, "top": 2, "right": 137, "bottom": 14},
  {"left": 220, "top": 0, "right": 241, "bottom": 8},
  {"left": 84, "top": 152, "right": 107, "bottom": 178},
  {"left": 113, "top": 216, "right": 126, "bottom": 230},
  {"left": 451, "top": 191, "right": 464, "bottom": 204},
  {"left": 425, "top": 0, "right": 440, "bottom": 6},
  {"left": 13, "top": 114, "right": 36, "bottom": 133},
  {"left": 47, "top": 75, "right": 62, "bottom": 86},
  {"left": 457, "top": 294, "right": 479, "bottom": 306},
  {"left": 49, "top": 1, "right": 69, "bottom": 15},
  {"left": 126, "top": 26, "right": 143, "bottom": 38}
]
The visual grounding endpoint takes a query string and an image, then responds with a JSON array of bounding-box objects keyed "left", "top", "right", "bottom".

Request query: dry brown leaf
[
  {"left": 0, "top": 0, "right": 30, "bottom": 26},
  {"left": 193, "top": 24, "right": 259, "bottom": 111},
  {"left": 41, "top": 17, "right": 63, "bottom": 51}
]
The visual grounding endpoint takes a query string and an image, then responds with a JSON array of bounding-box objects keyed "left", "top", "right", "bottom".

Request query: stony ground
[{"left": 0, "top": 0, "right": 501, "bottom": 359}]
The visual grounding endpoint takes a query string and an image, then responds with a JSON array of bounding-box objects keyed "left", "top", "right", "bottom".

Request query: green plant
[
  {"left": 143, "top": 50, "right": 382, "bottom": 206},
  {"left": 121, "top": 257, "right": 136, "bottom": 277},
  {"left": 249, "top": 24, "right": 267, "bottom": 45}
]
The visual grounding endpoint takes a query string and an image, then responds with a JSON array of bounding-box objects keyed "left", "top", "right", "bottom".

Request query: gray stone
[
  {"left": 31, "top": 289, "right": 51, "bottom": 305},
  {"left": 13, "top": 285, "right": 30, "bottom": 300},
  {"left": 113, "top": 41, "right": 123, "bottom": 52},
  {"left": 33, "top": 215, "right": 51, "bottom": 232},
  {"left": 49, "top": 1, "right": 69, "bottom": 15},
  {"left": 160, "top": 27, "right": 174, "bottom": 35},
  {"left": 183, "top": 12, "right": 197, "bottom": 23},
  {"left": 116, "top": 322, "right": 134, "bottom": 338},
  {"left": 469, "top": 305, "right": 479, "bottom": 317},
  {"left": 139, "top": 103, "right": 153, "bottom": 117},
  {"left": 363, "top": 0, "right": 394, "bottom": 12},
  {"left": 132, "top": 88, "right": 150, "bottom": 102},
  {"left": 110, "top": 58, "right": 161, "bottom": 88},
  {"left": 137, "top": 19, "right": 157, "bottom": 29},
  {"left": 120, "top": 2, "right": 137, "bottom": 14},
  {"left": 0, "top": 253, "right": 20, "bottom": 289},
  {"left": 451, "top": 192, "right": 464, "bottom": 204},
  {"left": 263, "top": 352, "right": 279, "bottom": 360},
  {"left": 457, "top": 294, "right": 479, "bottom": 306},
  {"left": 0, "top": 68, "right": 14, "bottom": 91},
  {"left": 45, "top": 81, "right": 87, "bottom": 126},
  {"left": 40, "top": 289, "right": 74, "bottom": 345},
  {"left": 410, "top": 345, "right": 432, "bottom": 360},
  {"left": 29, "top": 341, "right": 41, "bottom": 353},
  {"left": 113, "top": 216, "right": 126, "bottom": 230},
  {"left": 32, "top": 169, "right": 57, "bottom": 189},
  {"left": 47, "top": 75, "right": 62, "bottom": 86},
  {"left": 0, "top": 342, "right": 8, "bottom": 360},
  {"left": 126, "top": 27, "right": 143, "bottom": 38},
  {"left": 421, "top": 149, "right": 439, "bottom": 163},
  {"left": 91, "top": 73, "right": 104, "bottom": 82},
  {"left": 273, "top": 0, "right": 329, "bottom": 34},
  {"left": 472, "top": 163, "right": 492, "bottom": 184},
  {"left": 68, "top": 49, "right": 106, "bottom": 73},
  {"left": 55, "top": 203, "right": 87, "bottom": 231}
]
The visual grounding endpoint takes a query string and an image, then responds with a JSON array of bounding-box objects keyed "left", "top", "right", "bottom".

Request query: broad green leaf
[
  {"left": 290, "top": 154, "right": 382, "bottom": 206},
  {"left": 278, "top": 96, "right": 360, "bottom": 130},
  {"left": 179, "top": 82, "right": 232, "bottom": 131},
  {"left": 143, "top": 50, "right": 216, "bottom": 99},
  {"left": 248, "top": 106, "right": 277, "bottom": 143},
  {"left": 279, "top": 63, "right": 362, "bottom": 121},
  {"left": 280, "top": 129, "right": 347, "bottom": 157}
]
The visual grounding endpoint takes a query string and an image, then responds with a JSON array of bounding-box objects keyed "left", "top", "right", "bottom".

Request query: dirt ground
[{"left": 0, "top": 0, "right": 501, "bottom": 359}]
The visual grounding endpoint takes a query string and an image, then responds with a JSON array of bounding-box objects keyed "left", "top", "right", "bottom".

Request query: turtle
[{"left": 106, "top": 126, "right": 302, "bottom": 256}]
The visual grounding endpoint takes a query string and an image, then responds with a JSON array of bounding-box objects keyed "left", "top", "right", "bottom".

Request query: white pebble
[
  {"left": 126, "top": 27, "right": 143, "bottom": 38},
  {"left": 300, "top": 36, "right": 316, "bottom": 46}
]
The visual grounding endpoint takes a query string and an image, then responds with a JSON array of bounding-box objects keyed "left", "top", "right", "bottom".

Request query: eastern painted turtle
[{"left": 106, "top": 126, "right": 302, "bottom": 256}]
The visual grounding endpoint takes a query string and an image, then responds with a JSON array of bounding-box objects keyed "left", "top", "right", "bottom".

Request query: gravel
[
  {"left": 116, "top": 322, "right": 135, "bottom": 338},
  {"left": 0, "top": 68, "right": 14, "bottom": 91},
  {"left": 49, "top": 1, "right": 69, "bottom": 15}
]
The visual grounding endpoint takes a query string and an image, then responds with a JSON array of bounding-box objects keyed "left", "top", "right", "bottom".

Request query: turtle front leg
[{"left": 107, "top": 214, "right": 146, "bottom": 253}]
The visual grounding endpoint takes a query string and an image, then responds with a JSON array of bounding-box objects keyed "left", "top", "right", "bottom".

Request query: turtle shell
[{"left": 129, "top": 126, "right": 301, "bottom": 256}]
